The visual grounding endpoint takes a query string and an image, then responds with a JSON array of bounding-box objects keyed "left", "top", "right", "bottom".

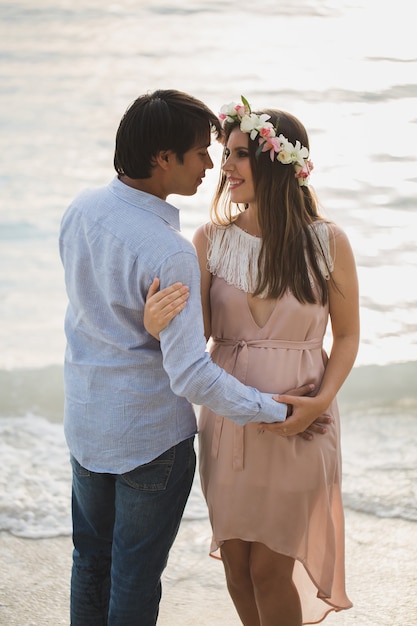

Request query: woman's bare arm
[
  {"left": 263, "top": 224, "right": 360, "bottom": 437},
  {"left": 144, "top": 278, "right": 189, "bottom": 340}
]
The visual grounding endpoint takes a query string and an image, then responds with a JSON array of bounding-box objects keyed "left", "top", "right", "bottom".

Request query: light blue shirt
[{"left": 59, "top": 177, "right": 286, "bottom": 473}]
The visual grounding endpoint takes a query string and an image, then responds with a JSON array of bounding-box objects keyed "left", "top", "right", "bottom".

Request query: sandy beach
[{"left": 1, "top": 509, "right": 416, "bottom": 626}]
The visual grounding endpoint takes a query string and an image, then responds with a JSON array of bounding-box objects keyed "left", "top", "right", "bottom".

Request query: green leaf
[
  {"left": 241, "top": 95, "right": 251, "bottom": 114},
  {"left": 255, "top": 140, "right": 265, "bottom": 158}
]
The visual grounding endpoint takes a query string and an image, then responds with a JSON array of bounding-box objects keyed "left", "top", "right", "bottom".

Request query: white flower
[
  {"left": 276, "top": 135, "right": 294, "bottom": 164},
  {"left": 219, "top": 102, "right": 239, "bottom": 123},
  {"left": 292, "top": 140, "right": 309, "bottom": 165},
  {"left": 240, "top": 113, "right": 273, "bottom": 140},
  {"left": 277, "top": 135, "right": 309, "bottom": 166}
]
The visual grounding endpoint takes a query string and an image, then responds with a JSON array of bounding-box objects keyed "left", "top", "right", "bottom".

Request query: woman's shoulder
[
  {"left": 310, "top": 219, "right": 346, "bottom": 237},
  {"left": 310, "top": 218, "right": 352, "bottom": 250},
  {"left": 192, "top": 221, "right": 213, "bottom": 242},
  {"left": 193, "top": 222, "right": 208, "bottom": 238},
  {"left": 309, "top": 219, "right": 353, "bottom": 274},
  {"left": 192, "top": 221, "right": 232, "bottom": 257},
  {"left": 194, "top": 221, "right": 235, "bottom": 245}
]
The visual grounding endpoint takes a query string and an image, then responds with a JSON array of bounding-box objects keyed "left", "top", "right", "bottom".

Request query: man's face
[{"left": 167, "top": 141, "right": 214, "bottom": 196}]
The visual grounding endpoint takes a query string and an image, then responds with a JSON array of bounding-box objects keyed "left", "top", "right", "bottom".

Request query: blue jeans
[{"left": 70, "top": 436, "right": 196, "bottom": 626}]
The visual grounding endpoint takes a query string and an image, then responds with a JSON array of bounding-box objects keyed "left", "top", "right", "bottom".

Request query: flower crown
[{"left": 219, "top": 96, "right": 313, "bottom": 186}]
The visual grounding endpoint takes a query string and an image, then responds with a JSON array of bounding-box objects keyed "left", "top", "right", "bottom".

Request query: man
[{"left": 59, "top": 90, "right": 316, "bottom": 626}]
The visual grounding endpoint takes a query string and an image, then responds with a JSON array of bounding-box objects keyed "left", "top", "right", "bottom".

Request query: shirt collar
[{"left": 108, "top": 176, "right": 181, "bottom": 231}]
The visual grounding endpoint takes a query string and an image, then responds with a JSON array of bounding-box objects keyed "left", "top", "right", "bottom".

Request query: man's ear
[{"left": 155, "top": 150, "right": 171, "bottom": 169}]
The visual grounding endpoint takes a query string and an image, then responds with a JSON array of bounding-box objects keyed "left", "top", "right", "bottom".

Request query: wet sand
[{"left": 1, "top": 509, "right": 416, "bottom": 626}]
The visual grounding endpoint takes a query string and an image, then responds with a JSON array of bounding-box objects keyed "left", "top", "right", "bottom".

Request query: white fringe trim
[
  {"left": 207, "top": 224, "right": 262, "bottom": 294},
  {"left": 206, "top": 221, "right": 334, "bottom": 294}
]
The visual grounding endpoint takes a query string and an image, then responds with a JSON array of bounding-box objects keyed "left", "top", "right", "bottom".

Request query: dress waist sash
[{"left": 209, "top": 336, "right": 323, "bottom": 470}]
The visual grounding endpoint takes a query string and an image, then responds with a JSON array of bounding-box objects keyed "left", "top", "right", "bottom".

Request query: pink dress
[{"left": 198, "top": 223, "right": 352, "bottom": 624}]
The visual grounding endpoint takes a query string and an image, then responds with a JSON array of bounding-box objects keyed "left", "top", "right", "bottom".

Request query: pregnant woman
[{"left": 145, "top": 98, "right": 359, "bottom": 626}]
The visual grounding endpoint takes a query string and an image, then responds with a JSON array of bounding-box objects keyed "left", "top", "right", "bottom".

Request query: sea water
[{"left": 0, "top": 0, "right": 416, "bottom": 538}]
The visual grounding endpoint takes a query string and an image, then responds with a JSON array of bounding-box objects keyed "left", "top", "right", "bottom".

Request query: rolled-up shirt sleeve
[{"left": 158, "top": 250, "right": 287, "bottom": 425}]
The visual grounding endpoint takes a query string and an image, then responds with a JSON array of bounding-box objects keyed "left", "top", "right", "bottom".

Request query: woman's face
[{"left": 222, "top": 128, "right": 255, "bottom": 206}]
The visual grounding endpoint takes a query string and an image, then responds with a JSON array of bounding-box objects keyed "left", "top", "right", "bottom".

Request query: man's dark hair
[{"left": 114, "top": 89, "right": 222, "bottom": 179}]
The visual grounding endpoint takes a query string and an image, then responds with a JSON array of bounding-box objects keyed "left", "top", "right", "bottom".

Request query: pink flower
[
  {"left": 259, "top": 125, "right": 275, "bottom": 139},
  {"left": 234, "top": 104, "right": 248, "bottom": 116},
  {"left": 295, "top": 160, "right": 314, "bottom": 179},
  {"left": 260, "top": 137, "right": 281, "bottom": 162}
]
